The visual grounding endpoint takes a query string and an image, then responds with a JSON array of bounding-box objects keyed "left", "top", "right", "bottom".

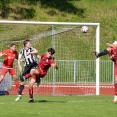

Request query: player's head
[
  {"left": 10, "top": 43, "right": 16, "bottom": 52},
  {"left": 47, "top": 48, "right": 55, "bottom": 58},
  {"left": 23, "top": 39, "right": 31, "bottom": 48}
]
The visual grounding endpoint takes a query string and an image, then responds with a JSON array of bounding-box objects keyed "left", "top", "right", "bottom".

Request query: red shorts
[
  {"left": 1, "top": 67, "right": 16, "bottom": 76},
  {"left": 31, "top": 68, "right": 47, "bottom": 82}
]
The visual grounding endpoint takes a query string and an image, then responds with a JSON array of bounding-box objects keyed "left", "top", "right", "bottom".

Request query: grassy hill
[
  {"left": 0, "top": 0, "right": 117, "bottom": 60},
  {"left": 0, "top": 0, "right": 115, "bottom": 83}
]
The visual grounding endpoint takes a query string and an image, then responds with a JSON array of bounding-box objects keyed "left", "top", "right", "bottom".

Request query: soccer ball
[{"left": 81, "top": 26, "right": 89, "bottom": 33}]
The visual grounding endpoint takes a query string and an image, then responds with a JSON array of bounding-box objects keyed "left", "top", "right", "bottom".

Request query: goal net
[{"left": 0, "top": 21, "right": 100, "bottom": 96}]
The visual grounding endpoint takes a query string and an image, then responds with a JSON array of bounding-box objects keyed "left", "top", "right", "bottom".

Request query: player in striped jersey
[{"left": 15, "top": 39, "right": 38, "bottom": 101}]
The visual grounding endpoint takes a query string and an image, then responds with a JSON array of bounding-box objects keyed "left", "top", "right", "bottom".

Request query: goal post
[
  {"left": 0, "top": 20, "right": 100, "bottom": 96},
  {"left": 96, "top": 24, "right": 100, "bottom": 95}
]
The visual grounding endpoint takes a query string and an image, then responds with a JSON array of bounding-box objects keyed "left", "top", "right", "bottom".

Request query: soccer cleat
[
  {"left": 29, "top": 99, "right": 34, "bottom": 103},
  {"left": 37, "top": 78, "right": 41, "bottom": 86},
  {"left": 93, "top": 51, "right": 99, "bottom": 58},
  {"left": 113, "top": 95, "right": 117, "bottom": 102},
  {"left": 19, "top": 74, "right": 25, "bottom": 81},
  {"left": 15, "top": 95, "right": 21, "bottom": 101}
]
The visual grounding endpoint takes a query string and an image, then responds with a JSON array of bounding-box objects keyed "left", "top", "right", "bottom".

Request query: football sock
[
  {"left": 98, "top": 49, "right": 109, "bottom": 57},
  {"left": 114, "top": 83, "right": 117, "bottom": 96},
  {"left": 24, "top": 73, "right": 32, "bottom": 79},
  {"left": 18, "top": 85, "right": 24, "bottom": 95},
  {"left": 29, "top": 88, "right": 33, "bottom": 99},
  {"left": 14, "top": 80, "right": 20, "bottom": 89}
]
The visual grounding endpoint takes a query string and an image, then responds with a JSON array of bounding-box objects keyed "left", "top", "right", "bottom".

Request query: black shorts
[{"left": 22, "top": 62, "right": 38, "bottom": 76}]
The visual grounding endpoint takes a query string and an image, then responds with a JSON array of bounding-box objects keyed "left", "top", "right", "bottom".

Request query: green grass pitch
[{"left": 0, "top": 95, "right": 117, "bottom": 117}]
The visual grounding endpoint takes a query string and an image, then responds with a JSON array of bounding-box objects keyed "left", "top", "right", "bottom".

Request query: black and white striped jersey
[{"left": 18, "top": 47, "right": 37, "bottom": 66}]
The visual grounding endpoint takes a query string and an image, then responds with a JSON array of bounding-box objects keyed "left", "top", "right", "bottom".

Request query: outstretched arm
[
  {"left": 0, "top": 52, "right": 6, "bottom": 56},
  {"left": 51, "top": 63, "right": 58, "bottom": 70},
  {"left": 106, "top": 43, "right": 117, "bottom": 48}
]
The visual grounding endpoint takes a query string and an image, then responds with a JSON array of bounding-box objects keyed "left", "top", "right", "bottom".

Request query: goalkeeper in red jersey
[
  {"left": 0, "top": 43, "right": 20, "bottom": 92},
  {"left": 93, "top": 40, "right": 117, "bottom": 102}
]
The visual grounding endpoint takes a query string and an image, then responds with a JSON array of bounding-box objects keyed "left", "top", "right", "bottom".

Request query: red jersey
[
  {"left": 38, "top": 54, "right": 55, "bottom": 73},
  {"left": 110, "top": 47, "right": 117, "bottom": 65},
  {"left": 2, "top": 49, "right": 18, "bottom": 68}
]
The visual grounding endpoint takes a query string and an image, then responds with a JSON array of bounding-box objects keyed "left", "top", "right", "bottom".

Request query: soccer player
[
  {"left": 93, "top": 41, "right": 117, "bottom": 102},
  {"left": 0, "top": 43, "right": 19, "bottom": 92},
  {"left": 22, "top": 48, "right": 58, "bottom": 102},
  {"left": 93, "top": 40, "right": 117, "bottom": 59},
  {"left": 15, "top": 39, "right": 38, "bottom": 101}
]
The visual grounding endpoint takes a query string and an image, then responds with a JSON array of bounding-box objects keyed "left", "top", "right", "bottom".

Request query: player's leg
[
  {"left": 15, "top": 64, "right": 38, "bottom": 101},
  {"left": 113, "top": 66, "right": 117, "bottom": 102},
  {"left": 19, "top": 65, "right": 31, "bottom": 93},
  {"left": 23, "top": 68, "right": 39, "bottom": 80},
  {"left": 93, "top": 48, "right": 111, "bottom": 58},
  {"left": 20, "top": 63, "right": 38, "bottom": 81},
  {"left": 30, "top": 69, "right": 43, "bottom": 87},
  {"left": 10, "top": 69, "right": 20, "bottom": 90},
  {"left": 15, "top": 66, "right": 30, "bottom": 101},
  {"left": 15, "top": 82, "right": 24, "bottom": 101},
  {"left": 19, "top": 65, "right": 31, "bottom": 81},
  {"left": 12, "top": 74, "right": 20, "bottom": 89},
  {"left": 36, "top": 78, "right": 41, "bottom": 86},
  {"left": 28, "top": 76, "right": 36, "bottom": 102},
  {"left": 0, "top": 75, "right": 5, "bottom": 83},
  {"left": 0, "top": 68, "right": 8, "bottom": 83}
]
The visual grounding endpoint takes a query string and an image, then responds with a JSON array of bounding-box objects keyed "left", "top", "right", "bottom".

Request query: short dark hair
[
  {"left": 23, "top": 39, "right": 30, "bottom": 46},
  {"left": 48, "top": 48, "right": 55, "bottom": 55},
  {"left": 10, "top": 43, "right": 16, "bottom": 47}
]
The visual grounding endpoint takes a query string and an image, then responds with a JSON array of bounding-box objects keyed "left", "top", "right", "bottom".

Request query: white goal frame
[{"left": 0, "top": 20, "right": 100, "bottom": 95}]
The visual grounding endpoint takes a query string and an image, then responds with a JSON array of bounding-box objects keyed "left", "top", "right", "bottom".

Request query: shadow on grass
[
  {"left": 0, "top": 0, "right": 86, "bottom": 19},
  {"left": 34, "top": 100, "right": 66, "bottom": 103},
  {"left": 27, "top": 0, "right": 85, "bottom": 17},
  {"left": 0, "top": 7, "right": 35, "bottom": 20}
]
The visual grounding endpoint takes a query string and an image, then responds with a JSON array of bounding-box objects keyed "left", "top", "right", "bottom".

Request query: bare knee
[
  {"left": 30, "top": 69, "right": 35, "bottom": 75},
  {"left": 30, "top": 69, "right": 39, "bottom": 76}
]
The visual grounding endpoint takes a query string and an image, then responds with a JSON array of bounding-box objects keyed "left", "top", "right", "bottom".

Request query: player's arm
[
  {"left": 0, "top": 52, "right": 2, "bottom": 56},
  {"left": 0, "top": 51, "right": 7, "bottom": 56},
  {"left": 36, "top": 54, "right": 41, "bottom": 59},
  {"left": 26, "top": 47, "right": 38, "bottom": 56},
  {"left": 106, "top": 43, "right": 117, "bottom": 48},
  {"left": 18, "top": 50, "right": 23, "bottom": 72},
  {"left": 51, "top": 63, "right": 58, "bottom": 70}
]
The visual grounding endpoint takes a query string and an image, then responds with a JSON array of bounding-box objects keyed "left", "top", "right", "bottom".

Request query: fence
[
  {"left": 0, "top": 60, "right": 113, "bottom": 95},
  {"left": 14, "top": 60, "right": 114, "bottom": 83}
]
